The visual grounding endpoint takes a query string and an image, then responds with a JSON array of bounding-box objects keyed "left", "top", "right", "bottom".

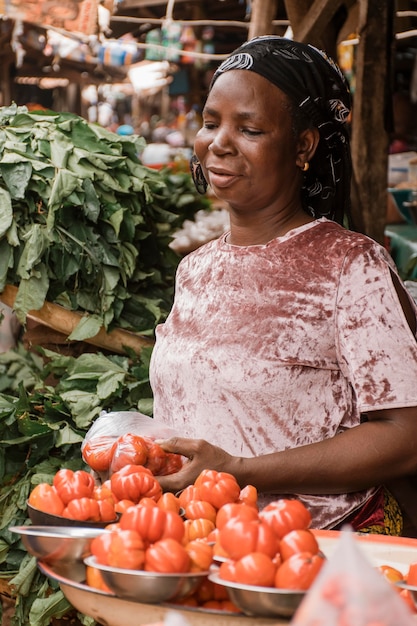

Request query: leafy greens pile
[
  {"left": 0, "top": 343, "right": 154, "bottom": 626},
  {"left": 0, "top": 104, "right": 207, "bottom": 340},
  {"left": 0, "top": 104, "right": 212, "bottom": 625}
]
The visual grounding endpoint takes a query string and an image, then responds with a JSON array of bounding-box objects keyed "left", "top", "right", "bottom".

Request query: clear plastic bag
[
  {"left": 292, "top": 527, "right": 416, "bottom": 625},
  {"left": 81, "top": 411, "right": 183, "bottom": 482}
]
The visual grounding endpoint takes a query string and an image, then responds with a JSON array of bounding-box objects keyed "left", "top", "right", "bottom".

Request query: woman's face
[{"left": 194, "top": 70, "right": 306, "bottom": 215}]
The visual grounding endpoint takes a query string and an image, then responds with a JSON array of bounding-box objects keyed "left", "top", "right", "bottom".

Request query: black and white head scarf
[{"left": 211, "top": 36, "right": 352, "bottom": 225}]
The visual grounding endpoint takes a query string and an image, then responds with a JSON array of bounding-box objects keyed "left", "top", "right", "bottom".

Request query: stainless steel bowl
[
  {"left": 208, "top": 571, "right": 305, "bottom": 618},
  {"left": 84, "top": 556, "right": 209, "bottom": 604},
  {"left": 27, "top": 502, "right": 117, "bottom": 528},
  {"left": 10, "top": 525, "right": 104, "bottom": 580}
]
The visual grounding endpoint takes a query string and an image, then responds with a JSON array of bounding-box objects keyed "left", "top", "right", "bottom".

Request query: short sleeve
[{"left": 335, "top": 243, "right": 417, "bottom": 411}]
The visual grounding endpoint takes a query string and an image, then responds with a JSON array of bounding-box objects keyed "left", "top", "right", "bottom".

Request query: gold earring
[{"left": 302, "top": 162, "right": 309, "bottom": 172}]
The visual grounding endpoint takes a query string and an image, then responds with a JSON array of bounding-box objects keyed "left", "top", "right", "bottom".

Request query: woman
[{"left": 150, "top": 36, "right": 417, "bottom": 534}]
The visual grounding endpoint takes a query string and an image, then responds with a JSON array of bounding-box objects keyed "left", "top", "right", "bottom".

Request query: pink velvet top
[{"left": 150, "top": 218, "right": 417, "bottom": 529}]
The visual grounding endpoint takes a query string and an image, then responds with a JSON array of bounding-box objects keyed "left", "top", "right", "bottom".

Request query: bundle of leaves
[{"left": 0, "top": 104, "right": 208, "bottom": 341}]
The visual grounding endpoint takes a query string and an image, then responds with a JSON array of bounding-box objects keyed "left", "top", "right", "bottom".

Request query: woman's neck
[{"left": 227, "top": 210, "right": 315, "bottom": 246}]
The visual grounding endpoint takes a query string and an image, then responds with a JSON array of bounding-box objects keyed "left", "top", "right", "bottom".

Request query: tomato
[
  {"left": 185, "top": 539, "right": 214, "bottom": 572},
  {"left": 110, "top": 433, "right": 148, "bottom": 473},
  {"left": 400, "top": 588, "right": 417, "bottom": 613},
  {"left": 93, "top": 484, "right": 115, "bottom": 502},
  {"left": 183, "top": 518, "right": 216, "bottom": 543},
  {"left": 157, "top": 492, "right": 181, "bottom": 514},
  {"left": 407, "top": 562, "right": 417, "bottom": 585},
  {"left": 114, "top": 499, "right": 136, "bottom": 515},
  {"left": 62, "top": 497, "right": 101, "bottom": 522},
  {"left": 53, "top": 469, "right": 95, "bottom": 505},
  {"left": 28, "top": 483, "right": 64, "bottom": 516},
  {"left": 185, "top": 500, "right": 217, "bottom": 524},
  {"left": 143, "top": 437, "right": 168, "bottom": 475},
  {"left": 82, "top": 436, "right": 116, "bottom": 473},
  {"left": 178, "top": 486, "right": 202, "bottom": 508},
  {"left": 234, "top": 552, "right": 277, "bottom": 587},
  {"left": 279, "top": 529, "right": 319, "bottom": 561},
  {"left": 145, "top": 538, "right": 190, "bottom": 573},
  {"left": 92, "top": 529, "right": 145, "bottom": 570},
  {"left": 216, "top": 502, "right": 259, "bottom": 530},
  {"left": 218, "top": 518, "right": 280, "bottom": 560},
  {"left": 196, "top": 578, "right": 229, "bottom": 603},
  {"left": 378, "top": 564, "right": 404, "bottom": 585},
  {"left": 97, "top": 498, "right": 117, "bottom": 522},
  {"left": 219, "top": 600, "right": 242, "bottom": 613},
  {"left": 110, "top": 464, "right": 162, "bottom": 502},
  {"left": 218, "top": 560, "right": 237, "bottom": 582},
  {"left": 259, "top": 499, "right": 311, "bottom": 539},
  {"left": 275, "top": 551, "right": 325, "bottom": 590},
  {"left": 195, "top": 470, "right": 241, "bottom": 510},
  {"left": 159, "top": 452, "right": 183, "bottom": 476},
  {"left": 120, "top": 504, "right": 184, "bottom": 544},
  {"left": 85, "top": 565, "right": 113, "bottom": 593},
  {"left": 238, "top": 484, "right": 258, "bottom": 508}
]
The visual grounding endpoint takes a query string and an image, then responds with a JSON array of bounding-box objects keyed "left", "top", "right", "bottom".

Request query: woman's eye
[{"left": 242, "top": 128, "right": 263, "bottom": 136}]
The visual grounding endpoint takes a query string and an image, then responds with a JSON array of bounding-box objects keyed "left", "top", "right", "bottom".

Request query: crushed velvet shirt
[{"left": 150, "top": 218, "right": 417, "bottom": 529}]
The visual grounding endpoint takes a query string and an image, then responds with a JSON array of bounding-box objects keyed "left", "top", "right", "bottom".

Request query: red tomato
[
  {"left": 238, "top": 484, "right": 258, "bottom": 508},
  {"left": 218, "top": 518, "right": 280, "bottom": 560},
  {"left": 143, "top": 437, "right": 167, "bottom": 475},
  {"left": 110, "top": 433, "right": 148, "bottom": 472},
  {"left": 157, "top": 492, "right": 181, "bottom": 514},
  {"left": 185, "top": 539, "right": 214, "bottom": 572},
  {"left": 91, "top": 529, "right": 145, "bottom": 570},
  {"left": 196, "top": 578, "right": 230, "bottom": 602},
  {"left": 279, "top": 529, "right": 319, "bottom": 560},
  {"left": 53, "top": 469, "right": 95, "bottom": 505},
  {"left": 145, "top": 538, "right": 190, "bottom": 573},
  {"left": 97, "top": 498, "right": 117, "bottom": 522},
  {"left": 407, "top": 562, "right": 417, "bottom": 586},
  {"left": 93, "top": 484, "right": 115, "bottom": 502},
  {"left": 400, "top": 588, "right": 417, "bottom": 613},
  {"left": 259, "top": 499, "right": 311, "bottom": 539},
  {"left": 28, "top": 483, "right": 65, "bottom": 516},
  {"left": 178, "top": 485, "right": 202, "bottom": 508},
  {"left": 159, "top": 452, "right": 183, "bottom": 476},
  {"left": 85, "top": 565, "right": 113, "bottom": 593},
  {"left": 82, "top": 436, "right": 116, "bottom": 473},
  {"left": 196, "top": 470, "right": 241, "bottom": 510},
  {"left": 275, "top": 551, "right": 325, "bottom": 590},
  {"left": 218, "top": 560, "right": 237, "bottom": 583},
  {"left": 183, "top": 518, "right": 216, "bottom": 543},
  {"left": 234, "top": 552, "right": 277, "bottom": 587},
  {"left": 62, "top": 497, "right": 101, "bottom": 522},
  {"left": 216, "top": 502, "right": 259, "bottom": 530},
  {"left": 185, "top": 500, "right": 217, "bottom": 524},
  {"left": 110, "top": 464, "right": 162, "bottom": 502},
  {"left": 120, "top": 504, "right": 184, "bottom": 544},
  {"left": 114, "top": 499, "right": 136, "bottom": 515}
]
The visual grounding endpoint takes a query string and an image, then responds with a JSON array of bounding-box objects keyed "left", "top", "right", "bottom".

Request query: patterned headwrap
[{"left": 210, "top": 36, "right": 352, "bottom": 225}]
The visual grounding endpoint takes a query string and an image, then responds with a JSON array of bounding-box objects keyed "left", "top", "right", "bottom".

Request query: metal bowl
[
  {"left": 10, "top": 525, "right": 104, "bottom": 580},
  {"left": 84, "top": 556, "right": 209, "bottom": 605},
  {"left": 27, "top": 502, "right": 118, "bottom": 528},
  {"left": 208, "top": 571, "right": 305, "bottom": 618}
]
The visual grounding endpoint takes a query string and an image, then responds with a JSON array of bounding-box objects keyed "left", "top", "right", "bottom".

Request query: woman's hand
[{"left": 156, "top": 437, "right": 238, "bottom": 493}]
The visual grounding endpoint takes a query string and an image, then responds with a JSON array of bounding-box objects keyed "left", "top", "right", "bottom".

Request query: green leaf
[
  {"left": 67, "top": 315, "right": 103, "bottom": 341},
  {"left": 0, "top": 187, "right": 13, "bottom": 238},
  {"left": 13, "top": 263, "right": 49, "bottom": 323},
  {"left": 0, "top": 161, "right": 32, "bottom": 200}
]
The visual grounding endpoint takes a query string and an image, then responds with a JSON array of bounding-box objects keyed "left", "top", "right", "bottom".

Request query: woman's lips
[{"left": 207, "top": 169, "right": 240, "bottom": 188}]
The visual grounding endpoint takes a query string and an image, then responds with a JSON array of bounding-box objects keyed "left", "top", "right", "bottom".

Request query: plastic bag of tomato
[{"left": 81, "top": 411, "right": 184, "bottom": 482}]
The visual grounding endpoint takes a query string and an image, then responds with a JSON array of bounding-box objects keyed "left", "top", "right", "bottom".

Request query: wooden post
[
  {"left": 350, "top": 0, "right": 395, "bottom": 242},
  {"left": 248, "top": 0, "right": 279, "bottom": 39}
]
